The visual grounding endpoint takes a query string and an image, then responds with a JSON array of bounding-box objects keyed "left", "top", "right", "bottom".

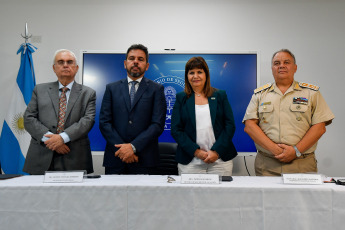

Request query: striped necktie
[{"left": 57, "top": 87, "right": 68, "bottom": 133}]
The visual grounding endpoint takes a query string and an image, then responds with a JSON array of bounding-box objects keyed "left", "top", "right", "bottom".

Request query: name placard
[
  {"left": 282, "top": 173, "right": 323, "bottom": 185},
  {"left": 44, "top": 171, "right": 84, "bottom": 183},
  {"left": 181, "top": 174, "right": 219, "bottom": 184}
]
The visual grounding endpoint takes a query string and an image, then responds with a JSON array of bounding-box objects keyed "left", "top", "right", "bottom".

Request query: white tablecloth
[{"left": 1, "top": 175, "right": 345, "bottom": 230}]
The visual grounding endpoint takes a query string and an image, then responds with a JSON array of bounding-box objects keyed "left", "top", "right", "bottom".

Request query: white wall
[{"left": 1, "top": 0, "right": 344, "bottom": 176}]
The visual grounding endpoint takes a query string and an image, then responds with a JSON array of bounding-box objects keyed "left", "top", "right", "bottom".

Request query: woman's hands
[{"left": 194, "top": 149, "right": 219, "bottom": 163}]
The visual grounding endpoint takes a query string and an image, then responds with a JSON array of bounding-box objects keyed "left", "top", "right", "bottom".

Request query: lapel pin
[{"left": 211, "top": 97, "right": 215, "bottom": 100}]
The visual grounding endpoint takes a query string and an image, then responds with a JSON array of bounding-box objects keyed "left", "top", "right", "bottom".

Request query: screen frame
[{"left": 79, "top": 49, "right": 260, "bottom": 157}]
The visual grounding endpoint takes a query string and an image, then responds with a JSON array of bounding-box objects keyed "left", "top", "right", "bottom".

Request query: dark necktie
[
  {"left": 57, "top": 87, "right": 68, "bottom": 133},
  {"left": 130, "top": 81, "right": 138, "bottom": 106}
]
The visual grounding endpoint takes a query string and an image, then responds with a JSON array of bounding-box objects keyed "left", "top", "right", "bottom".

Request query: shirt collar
[
  {"left": 293, "top": 81, "right": 302, "bottom": 91},
  {"left": 127, "top": 76, "right": 143, "bottom": 84},
  {"left": 59, "top": 81, "right": 74, "bottom": 91},
  {"left": 271, "top": 80, "right": 300, "bottom": 94}
]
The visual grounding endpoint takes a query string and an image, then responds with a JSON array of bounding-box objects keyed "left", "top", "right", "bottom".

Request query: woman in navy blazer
[{"left": 171, "top": 57, "right": 237, "bottom": 176}]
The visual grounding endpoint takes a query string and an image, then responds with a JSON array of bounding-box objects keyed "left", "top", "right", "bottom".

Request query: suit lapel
[
  {"left": 186, "top": 94, "right": 196, "bottom": 128},
  {"left": 65, "top": 82, "right": 82, "bottom": 120},
  {"left": 208, "top": 92, "right": 217, "bottom": 127},
  {"left": 47, "top": 81, "right": 60, "bottom": 118},
  {"left": 121, "top": 79, "right": 131, "bottom": 111},
  {"left": 131, "top": 77, "right": 148, "bottom": 111}
]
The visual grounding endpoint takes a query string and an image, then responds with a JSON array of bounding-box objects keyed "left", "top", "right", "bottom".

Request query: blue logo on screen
[{"left": 154, "top": 75, "right": 184, "bottom": 130}]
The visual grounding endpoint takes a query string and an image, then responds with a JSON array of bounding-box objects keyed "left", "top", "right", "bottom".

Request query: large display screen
[{"left": 81, "top": 52, "right": 257, "bottom": 153}]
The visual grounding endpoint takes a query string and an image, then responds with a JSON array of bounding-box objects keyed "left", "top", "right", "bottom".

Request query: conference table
[{"left": 1, "top": 175, "right": 344, "bottom": 230}]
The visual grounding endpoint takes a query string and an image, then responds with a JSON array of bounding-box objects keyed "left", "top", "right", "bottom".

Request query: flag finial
[{"left": 21, "top": 23, "right": 32, "bottom": 44}]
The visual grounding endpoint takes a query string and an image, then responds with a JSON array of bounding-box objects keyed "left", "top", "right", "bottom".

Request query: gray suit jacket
[{"left": 23, "top": 81, "right": 96, "bottom": 174}]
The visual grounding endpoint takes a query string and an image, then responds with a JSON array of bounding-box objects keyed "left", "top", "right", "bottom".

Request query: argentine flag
[{"left": 0, "top": 43, "right": 37, "bottom": 174}]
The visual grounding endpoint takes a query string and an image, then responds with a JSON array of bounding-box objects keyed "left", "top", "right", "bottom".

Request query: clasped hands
[
  {"left": 273, "top": 144, "right": 297, "bottom": 163},
  {"left": 44, "top": 134, "right": 70, "bottom": 154},
  {"left": 115, "top": 143, "right": 138, "bottom": 163},
  {"left": 194, "top": 149, "right": 219, "bottom": 164}
]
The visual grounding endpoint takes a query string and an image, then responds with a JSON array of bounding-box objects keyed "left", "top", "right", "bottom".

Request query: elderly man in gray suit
[{"left": 23, "top": 49, "right": 96, "bottom": 174}]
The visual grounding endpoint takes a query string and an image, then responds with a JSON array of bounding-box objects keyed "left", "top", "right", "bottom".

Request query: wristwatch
[
  {"left": 130, "top": 144, "right": 137, "bottom": 153},
  {"left": 293, "top": 146, "right": 301, "bottom": 157}
]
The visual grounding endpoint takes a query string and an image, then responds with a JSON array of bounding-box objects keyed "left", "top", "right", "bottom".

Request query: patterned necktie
[
  {"left": 57, "top": 87, "right": 68, "bottom": 133},
  {"left": 130, "top": 81, "right": 138, "bottom": 106}
]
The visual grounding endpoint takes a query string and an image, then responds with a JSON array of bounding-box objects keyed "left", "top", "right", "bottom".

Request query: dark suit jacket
[
  {"left": 171, "top": 90, "right": 237, "bottom": 165},
  {"left": 23, "top": 81, "right": 96, "bottom": 174},
  {"left": 99, "top": 77, "right": 166, "bottom": 168}
]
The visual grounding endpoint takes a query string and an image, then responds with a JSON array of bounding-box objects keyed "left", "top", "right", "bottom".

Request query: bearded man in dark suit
[{"left": 100, "top": 44, "right": 166, "bottom": 174}]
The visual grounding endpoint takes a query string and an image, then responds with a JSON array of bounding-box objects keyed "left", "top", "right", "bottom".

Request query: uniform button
[
  {"left": 296, "top": 105, "right": 301, "bottom": 110},
  {"left": 263, "top": 106, "right": 267, "bottom": 110},
  {"left": 296, "top": 117, "right": 302, "bottom": 121},
  {"left": 129, "top": 121, "right": 132, "bottom": 124}
]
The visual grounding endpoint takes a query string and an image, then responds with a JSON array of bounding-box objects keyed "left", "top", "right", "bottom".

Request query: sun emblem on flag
[{"left": 12, "top": 112, "right": 27, "bottom": 135}]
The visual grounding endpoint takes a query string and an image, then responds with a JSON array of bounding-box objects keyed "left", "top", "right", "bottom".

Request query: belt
[
  {"left": 258, "top": 150, "right": 314, "bottom": 159},
  {"left": 298, "top": 152, "right": 314, "bottom": 159}
]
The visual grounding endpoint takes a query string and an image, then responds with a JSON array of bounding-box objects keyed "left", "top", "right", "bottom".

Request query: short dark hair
[
  {"left": 272, "top": 49, "right": 296, "bottom": 65},
  {"left": 184, "top": 56, "right": 215, "bottom": 98},
  {"left": 126, "top": 44, "right": 149, "bottom": 63}
]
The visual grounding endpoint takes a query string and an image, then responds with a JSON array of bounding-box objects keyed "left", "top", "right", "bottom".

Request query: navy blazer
[
  {"left": 171, "top": 90, "right": 237, "bottom": 165},
  {"left": 99, "top": 77, "right": 166, "bottom": 167}
]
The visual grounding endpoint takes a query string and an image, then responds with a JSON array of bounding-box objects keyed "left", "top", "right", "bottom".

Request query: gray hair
[
  {"left": 53, "top": 49, "right": 78, "bottom": 65},
  {"left": 271, "top": 49, "right": 296, "bottom": 65}
]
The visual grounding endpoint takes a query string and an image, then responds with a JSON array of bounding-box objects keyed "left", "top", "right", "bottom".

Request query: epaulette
[
  {"left": 254, "top": 83, "right": 272, "bottom": 94},
  {"left": 299, "top": 82, "right": 319, "bottom": 91}
]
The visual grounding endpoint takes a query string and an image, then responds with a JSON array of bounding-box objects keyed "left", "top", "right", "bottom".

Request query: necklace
[{"left": 194, "top": 91, "right": 202, "bottom": 97}]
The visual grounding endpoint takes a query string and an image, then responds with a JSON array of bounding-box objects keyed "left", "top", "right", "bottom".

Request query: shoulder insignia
[
  {"left": 299, "top": 82, "right": 319, "bottom": 91},
  {"left": 254, "top": 83, "right": 272, "bottom": 94}
]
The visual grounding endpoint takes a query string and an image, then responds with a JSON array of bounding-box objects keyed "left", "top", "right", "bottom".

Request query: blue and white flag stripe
[
  {"left": 16, "top": 44, "right": 36, "bottom": 105},
  {"left": 0, "top": 43, "right": 36, "bottom": 174}
]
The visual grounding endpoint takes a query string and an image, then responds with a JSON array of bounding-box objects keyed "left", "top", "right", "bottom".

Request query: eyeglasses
[
  {"left": 167, "top": 176, "right": 176, "bottom": 183},
  {"left": 55, "top": 60, "right": 76, "bottom": 66}
]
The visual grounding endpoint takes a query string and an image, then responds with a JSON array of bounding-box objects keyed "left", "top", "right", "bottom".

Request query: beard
[{"left": 127, "top": 65, "right": 145, "bottom": 78}]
